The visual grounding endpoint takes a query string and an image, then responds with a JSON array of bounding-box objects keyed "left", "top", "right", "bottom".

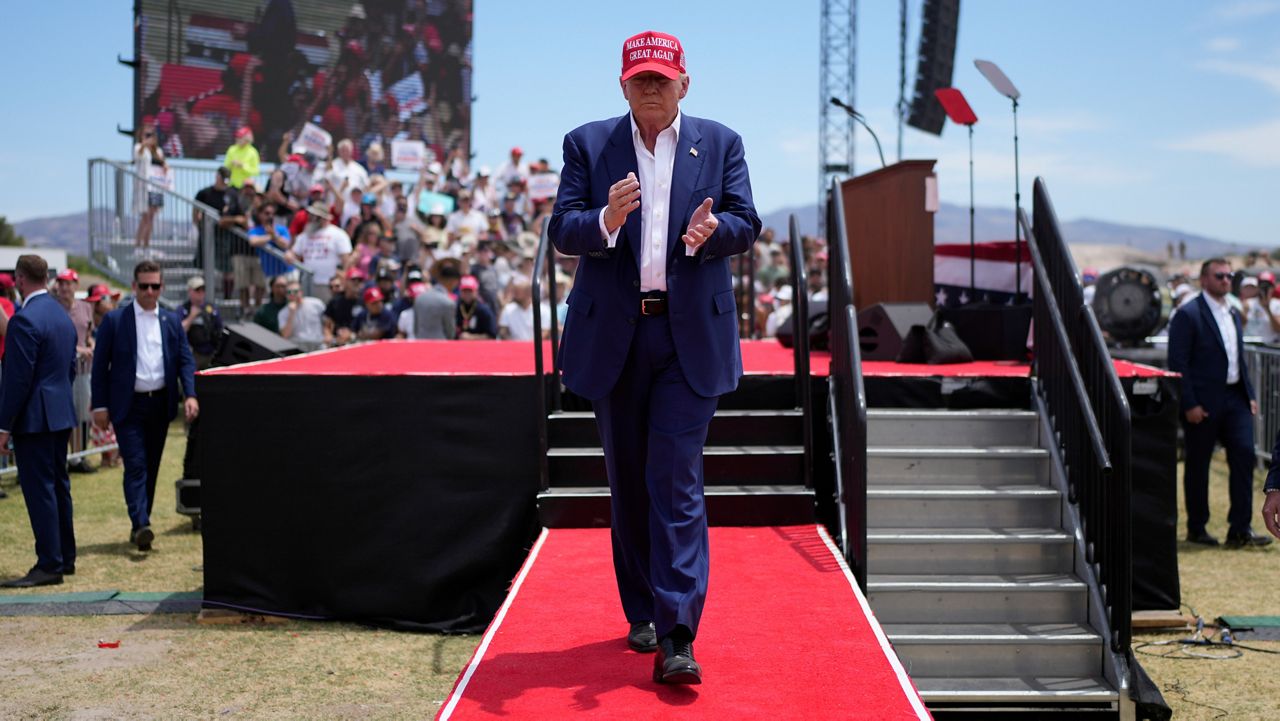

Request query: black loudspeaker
[
  {"left": 857, "top": 303, "right": 934, "bottom": 361},
  {"left": 776, "top": 299, "right": 831, "bottom": 351},
  {"left": 212, "top": 323, "right": 301, "bottom": 367},
  {"left": 938, "top": 303, "right": 1033, "bottom": 361},
  {"left": 906, "top": 0, "right": 961, "bottom": 135}
]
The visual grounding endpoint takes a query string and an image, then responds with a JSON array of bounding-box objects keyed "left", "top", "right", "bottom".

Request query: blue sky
[{"left": 1, "top": 1, "right": 1278, "bottom": 246}]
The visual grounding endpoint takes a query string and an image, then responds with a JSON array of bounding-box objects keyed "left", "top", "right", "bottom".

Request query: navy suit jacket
[
  {"left": 549, "top": 113, "right": 761, "bottom": 400},
  {"left": 0, "top": 293, "right": 78, "bottom": 434},
  {"left": 1166, "top": 293, "right": 1255, "bottom": 414},
  {"left": 90, "top": 302, "right": 198, "bottom": 424}
]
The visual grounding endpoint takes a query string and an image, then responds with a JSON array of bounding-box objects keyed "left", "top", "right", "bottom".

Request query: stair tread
[
  {"left": 540, "top": 485, "right": 811, "bottom": 496},
  {"left": 548, "top": 445, "right": 804, "bottom": 457},
  {"left": 911, "top": 675, "right": 1117, "bottom": 700},
  {"left": 550, "top": 409, "right": 803, "bottom": 419},
  {"left": 868, "top": 409, "right": 1038, "bottom": 419},
  {"left": 868, "top": 446, "right": 1047, "bottom": 456},
  {"left": 868, "top": 573, "right": 1085, "bottom": 589},
  {"left": 868, "top": 527, "right": 1072, "bottom": 541},
  {"left": 882, "top": 621, "right": 1102, "bottom": 642},
  {"left": 867, "top": 484, "right": 1057, "bottom": 497}
]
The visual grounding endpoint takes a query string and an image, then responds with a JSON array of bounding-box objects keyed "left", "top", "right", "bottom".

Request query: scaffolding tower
[{"left": 819, "top": 0, "right": 856, "bottom": 235}]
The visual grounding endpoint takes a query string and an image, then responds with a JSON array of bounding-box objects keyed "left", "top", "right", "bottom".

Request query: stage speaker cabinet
[
  {"left": 857, "top": 303, "right": 934, "bottom": 361},
  {"left": 906, "top": 0, "right": 960, "bottom": 135},
  {"left": 212, "top": 323, "right": 302, "bottom": 368},
  {"left": 938, "top": 303, "right": 1033, "bottom": 361}
]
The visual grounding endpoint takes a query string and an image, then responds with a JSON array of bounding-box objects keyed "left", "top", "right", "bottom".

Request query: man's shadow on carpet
[{"left": 472, "top": 637, "right": 698, "bottom": 714}]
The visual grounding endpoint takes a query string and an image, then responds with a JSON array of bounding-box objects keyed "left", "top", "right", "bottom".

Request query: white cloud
[
  {"left": 1205, "top": 36, "right": 1243, "bottom": 53},
  {"left": 1214, "top": 0, "right": 1280, "bottom": 20},
  {"left": 1198, "top": 58, "right": 1280, "bottom": 94},
  {"left": 1169, "top": 118, "right": 1280, "bottom": 167}
]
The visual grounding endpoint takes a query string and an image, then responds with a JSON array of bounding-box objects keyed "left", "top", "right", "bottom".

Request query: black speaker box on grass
[
  {"left": 857, "top": 303, "right": 934, "bottom": 361},
  {"left": 937, "top": 303, "right": 1033, "bottom": 361},
  {"left": 212, "top": 323, "right": 301, "bottom": 367}
]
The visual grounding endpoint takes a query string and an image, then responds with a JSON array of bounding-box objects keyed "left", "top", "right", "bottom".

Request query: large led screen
[{"left": 136, "top": 0, "right": 472, "bottom": 164}]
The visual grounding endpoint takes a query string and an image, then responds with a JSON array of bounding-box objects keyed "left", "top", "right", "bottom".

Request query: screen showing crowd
[{"left": 136, "top": 0, "right": 472, "bottom": 166}]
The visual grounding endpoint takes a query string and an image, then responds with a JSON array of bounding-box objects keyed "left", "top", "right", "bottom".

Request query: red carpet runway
[{"left": 436, "top": 526, "right": 930, "bottom": 720}]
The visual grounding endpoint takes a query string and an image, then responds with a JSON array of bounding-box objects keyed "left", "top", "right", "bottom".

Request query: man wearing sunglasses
[
  {"left": 1168, "top": 258, "right": 1271, "bottom": 548},
  {"left": 90, "top": 260, "right": 199, "bottom": 552}
]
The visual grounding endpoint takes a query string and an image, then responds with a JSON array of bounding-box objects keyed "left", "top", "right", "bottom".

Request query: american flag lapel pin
[{"left": 689, "top": 147, "right": 698, "bottom": 158}]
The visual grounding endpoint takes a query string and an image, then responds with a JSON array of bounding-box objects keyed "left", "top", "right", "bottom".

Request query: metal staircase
[{"left": 866, "top": 408, "right": 1120, "bottom": 713}]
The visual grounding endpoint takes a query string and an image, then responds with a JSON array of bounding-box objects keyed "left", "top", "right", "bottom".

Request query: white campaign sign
[
  {"left": 298, "top": 122, "right": 332, "bottom": 159},
  {"left": 391, "top": 139, "right": 426, "bottom": 169},
  {"left": 527, "top": 173, "right": 560, "bottom": 200}
]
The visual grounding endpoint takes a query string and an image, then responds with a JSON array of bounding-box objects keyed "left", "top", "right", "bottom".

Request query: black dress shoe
[
  {"left": 627, "top": 621, "right": 657, "bottom": 653},
  {"left": 1, "top": 567, "right": 64, "bottom": 588},
  {"left": 131, "top": 526, "right": 155, "bottom": 552},
  {"left": 62, "top": 564, "right": 75, "bottom": 576},
  {"left": 653, "top": 637, "right": 702, "bottom": 685},
  {"left": 1225, "top": 529, "right": 1274, "bottom": 548},
  {"left": 1186, "top": 530, "right": 1220, "bottom": 546}
]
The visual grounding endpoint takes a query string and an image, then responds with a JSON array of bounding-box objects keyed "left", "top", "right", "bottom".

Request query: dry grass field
[{"left": 2, "top": 425, "right": 1279, "bottom": 718}]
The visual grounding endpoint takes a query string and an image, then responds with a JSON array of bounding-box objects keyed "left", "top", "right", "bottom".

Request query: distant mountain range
[
  {"left": 11, "top": 201, "right": 1251, "bottom": 262},
  {"left": 760, "top": 201, "right": 1251, "bottom": 261}
]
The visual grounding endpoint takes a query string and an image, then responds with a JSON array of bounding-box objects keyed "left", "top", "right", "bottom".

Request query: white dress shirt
[
  {"left": 598, "top": 111, "right": 695, "bottom": 292},
  {"left": 133, "top": 301, "right": 166, "bottom": 392},
  {"left": 1206, "top": 294, "right": 1240, "bottom": 384}
]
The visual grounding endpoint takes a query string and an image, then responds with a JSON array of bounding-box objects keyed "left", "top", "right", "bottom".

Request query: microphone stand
[{"left": 830, "top": 99, "right": 887, "bottom": 169}]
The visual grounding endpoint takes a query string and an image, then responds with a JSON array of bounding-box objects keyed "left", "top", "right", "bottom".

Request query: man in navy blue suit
[
  {"left": 550, "top": 30, "right": 760, "bottom": 685},
  {"left": 91, "top": 260, "right": 199, "bottom": 552},
  {"left": 0, "top": 255, "right": 79, "bottom": 587},
  {"left": 1167, "top": 258, "right": 1271, "bottom": 547}
]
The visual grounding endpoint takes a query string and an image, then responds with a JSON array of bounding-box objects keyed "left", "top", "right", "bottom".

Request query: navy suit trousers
[
  {"left": 592, "top": 313, "right": 718, "bottom": 641},
  {"left": 1182, "top": 383, "right": 1256, "bottom": 535},
  {"left": 14, "top": 429, "right": 74, "bottom": 573},
  {"left": 117, "top": 393, "right": 171, "bottom": 531}
]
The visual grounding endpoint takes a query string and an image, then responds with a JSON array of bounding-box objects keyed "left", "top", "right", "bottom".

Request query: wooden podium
[{"left": 838, "top": 160, "right": 937, "bottom": 309}]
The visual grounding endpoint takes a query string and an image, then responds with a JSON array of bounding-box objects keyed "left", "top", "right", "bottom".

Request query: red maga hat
[
  {"left": 362, "top": 286, "right": 384, "bottom": 304},
  {"left": 621, "top": 31, "right": 685, "bottom": 82},
  {"left": 459, "top": 275, "right": 479, "bottom": 291},
  {"left": 56, "top": 268, "right": 79, "bottom": 283}
]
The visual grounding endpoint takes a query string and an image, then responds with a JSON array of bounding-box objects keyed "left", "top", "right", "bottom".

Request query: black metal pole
[
  {"left": 1013, "top": 98, "right": 1022, "bottom": 298},
  {"left": 968, "top": 123, "right": 976, "bottom": 298}
]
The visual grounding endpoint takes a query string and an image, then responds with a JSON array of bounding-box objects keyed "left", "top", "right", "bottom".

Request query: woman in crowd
[{"left": 133, "top": 122, "right": 168, "bottom": 252}]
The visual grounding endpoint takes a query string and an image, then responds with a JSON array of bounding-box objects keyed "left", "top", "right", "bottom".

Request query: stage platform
[
  {"left": 436, "top": 525, "right": 930, "bottom": 720},
  {"left": 204, "top": 338, "right": 1166, "bottom": 380}
]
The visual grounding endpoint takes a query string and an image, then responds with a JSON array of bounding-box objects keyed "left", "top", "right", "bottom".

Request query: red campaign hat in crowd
[
  {"left": 620, "top": 30, "right": 686, "bottom": 82},
  {"left": 407, "top": 281, "right": 427, "bottom": 299},
  {"left": 459, "top": 275, "right": 480, "bottom": 291},
  {"left": 56, "top": 268, "right": 79, "bottom": 283},
  {"left": 346, "top": 266, "right": 367, "bottom": 280},
  {"left": 85, "top": 284, "right": 119, "bottom": 303},
  {"left": 1260, "top": 271, "right": 1276, "bottom": 283},
  {"left": 363, "top": 286, "right": 384, "bottom": 304},
  {"left": 308, "top": 183, "right": 325, "bottom": 196},
  {"left": 0, "top": 273, "right": 14, "bottom": 289},
  {"left": 510, "top": 146, "right": 523, "bottom": 156},
  {"left": 235, "top": 126, "right": 253, "bottom": 139}
]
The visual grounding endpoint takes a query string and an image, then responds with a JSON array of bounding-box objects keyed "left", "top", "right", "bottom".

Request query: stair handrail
[
  {"left": 825, "top": 180, "right": 869, "bottom": 591},
  {"left": 1021, "top": 195, "right": 1132, "bottom": 658},
  {"left": 788, "top": 215, "right": 814, "bottom": 490},
  {"left": 532, "top": 221, "right": 558, "bottom": 491},
  {"left": 87, "top": 157, "right": 314, "bottom": 297}
]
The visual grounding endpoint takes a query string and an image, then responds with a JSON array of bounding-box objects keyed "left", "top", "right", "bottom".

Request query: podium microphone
[{"left": 829, "top": 97, "right": 887, "bottom": 169}]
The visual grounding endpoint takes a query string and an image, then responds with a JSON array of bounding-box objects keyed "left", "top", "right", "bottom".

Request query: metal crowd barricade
[
  {"left": 1246, "top": 343, "right": 1280, "bottom": 463},
  {"left": 88, "top": 158, "right": 313, "bottom": 313}
]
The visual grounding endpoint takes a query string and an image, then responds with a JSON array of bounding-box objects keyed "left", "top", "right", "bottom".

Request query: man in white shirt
[
  {"left": 326, "top": 138, "right": 369, "bottom": 203},
  {"left": 493, "top": 146, "right": 528, "bottom": 189},
  {"left": 278, "top": 280, "right": 327, "bottom": 351},
  {"left": 290, "top": 203, "right": 353, "bottom": 302},
  {"left": 445, "top": 190, "right": 489, "bottom": 241},
  {"left": 498, "top": 279, "right": 549, "bottom": 340},
  {"left": 1167, "top": 258, "right": 1270, "bottom": 547}
]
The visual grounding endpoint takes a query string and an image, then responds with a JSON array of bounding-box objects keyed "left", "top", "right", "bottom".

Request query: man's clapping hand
[
  {"left": 603, "top": 172, "right": 640, "bottom": 233},
  {"left": 682, "top": 197, "right": 718, "bottom": 252}
]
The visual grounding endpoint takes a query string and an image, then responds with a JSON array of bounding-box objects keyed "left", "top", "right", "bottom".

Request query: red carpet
[
  {"left": 203, "top": 338, "right": 1167, "bottom": 380},
  {"left": 437, "top": 526, "right": 930, "bottom": 720}
]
